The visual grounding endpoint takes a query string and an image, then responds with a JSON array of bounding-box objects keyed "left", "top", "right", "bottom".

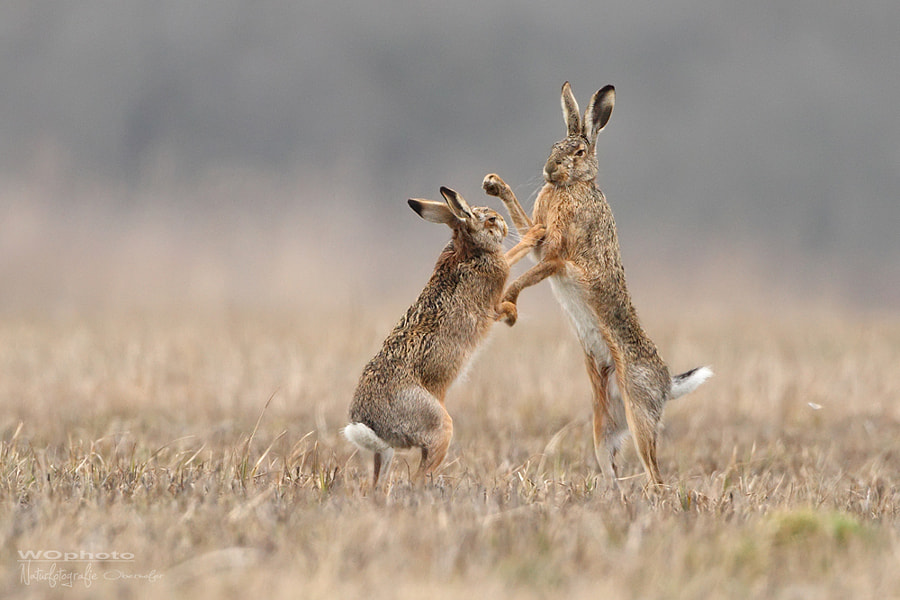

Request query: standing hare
[
  {"left": 483, "top": 82, "right": 711, "bottom": 487},
  {"left": 344, "top": 187, "right": 540, "bottom": 488}
]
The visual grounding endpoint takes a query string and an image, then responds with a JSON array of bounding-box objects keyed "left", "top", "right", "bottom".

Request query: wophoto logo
[
  {"left": 18, "top": 549, "right": 163, "bottom": 589},
  {"left": 18, "top": 549, "right": 135, "bottom": 561}
]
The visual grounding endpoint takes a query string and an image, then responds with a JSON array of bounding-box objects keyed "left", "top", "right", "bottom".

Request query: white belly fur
[
  {"left": 549, "top": 272, "right": 611, "bottom": 367},
  {"left": 550, "top": 269, "right": 627, "bottom": 445}
]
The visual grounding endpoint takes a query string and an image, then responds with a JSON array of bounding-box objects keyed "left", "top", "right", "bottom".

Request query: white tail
[
  {"left": 342, "top": 422, "right": 391, "bottom": 453},
  {"left": 670, "top": 366, "right": 713, "bottom": 400}
]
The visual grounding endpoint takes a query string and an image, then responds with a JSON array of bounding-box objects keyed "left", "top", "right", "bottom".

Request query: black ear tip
[
  {"left": 601, "top": 84, "right": 615, "bottom": 94},
  {"left": 407, "top": 198, "right": 421, "bottom": 213},
  {"left": 440, "top": 186, "right": 460, "bottom": 203}
]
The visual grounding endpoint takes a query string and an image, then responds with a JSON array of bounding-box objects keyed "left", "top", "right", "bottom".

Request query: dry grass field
[{"left": 1, "top": 294, "right": 899, "bottom": 599}]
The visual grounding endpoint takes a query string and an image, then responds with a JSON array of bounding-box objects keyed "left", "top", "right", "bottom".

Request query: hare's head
[
  {"left": 543, "top": 82, "right": 615, "bottom": 185},
  {"left": 408, "top": 187, "right": 508, "bottom": 252}
]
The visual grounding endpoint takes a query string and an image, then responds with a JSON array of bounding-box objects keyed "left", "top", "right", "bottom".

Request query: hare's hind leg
[
  {"left": 372, "top": 447, "right": 395, "bottom": 489},
  {"left": 630, "top": 424, "right": 662, "bottom": 488},
  {"left": 415, "top": 409, "right": 453, "bottom": 484},
  {"left": 391, "top": 385, "right": 453, "bottom": 484},
  {"left": 584, "top": 353, "right": 625, "bottom": 486},
  {"left": 619, "top": 379, "right": 664, "bottom": 487}
]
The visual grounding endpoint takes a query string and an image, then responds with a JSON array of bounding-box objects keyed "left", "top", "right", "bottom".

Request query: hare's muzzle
[{"left": 543, "top": 158, "right": 564, "bottom": 183}]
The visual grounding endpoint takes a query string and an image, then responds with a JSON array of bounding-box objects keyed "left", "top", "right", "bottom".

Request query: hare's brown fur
[
  {"left": 346, "top": 187, "right": 537, "bottom": 488},
  {"left": 484, "top": 83, "right": 710, "bottom": 487}
]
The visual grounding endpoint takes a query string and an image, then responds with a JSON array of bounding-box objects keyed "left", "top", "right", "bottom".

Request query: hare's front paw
[
  {"left": 482, "top": 173, "right": 510, "bottom": 197},
  {"left": 501, "top": 287, "right": 520, "bottom": 306},
  {"left": 498, "top": 301, "right": 518, "bottom": 327},
  {"left": 526, "top": 223, "right": 548, "bottom": 243}
]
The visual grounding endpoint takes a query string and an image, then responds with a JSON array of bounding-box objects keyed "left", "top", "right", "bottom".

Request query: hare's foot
[
  {"left": 504, "top": 224, "right": 546, "bottom": 267},
  {"left": 501, "top": 285, "right": 521, "bottom": 307},
  {"left": 413, "top": 411, "right": 453, "bottom": 485},
  {"left": 372, "top": 447, "right": 395, "bottom": 490},
  {"left": 482, "top": 173, "right": 511, "bottom": 197},
  {"left": 524, "top": 223, "right": 547, "bottom": 244},
  {"left": 497, "top": 301, "right": 518, "bottom": 326}
]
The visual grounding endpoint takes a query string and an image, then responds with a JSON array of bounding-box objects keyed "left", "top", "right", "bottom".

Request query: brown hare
[
  {"left": 483, "top": 82, "right": 711, "bottom": 487},
  {"left": 344, "top": 187, "right": 541, "bottom": 488}
]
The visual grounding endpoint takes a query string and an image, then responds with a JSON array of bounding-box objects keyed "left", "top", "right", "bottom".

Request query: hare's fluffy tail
[
  {"left": 343, "top": 422, "right": 391, "bottom": 453},
  {"left": 670, "top": 366, "right": 713, "bottom": 400}
]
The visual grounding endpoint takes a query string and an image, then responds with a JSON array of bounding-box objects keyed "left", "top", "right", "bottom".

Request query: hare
[
  {"left": 344, "top": 187, "right": 542, "bottom": 488},
  {"left": 483, "top": 82, "right": 711, "bottom": 487}
]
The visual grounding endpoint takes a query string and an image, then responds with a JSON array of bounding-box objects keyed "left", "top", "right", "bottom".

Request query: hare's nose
[{"left": 543, "top": 160, "right": 557, "bottom": 181}]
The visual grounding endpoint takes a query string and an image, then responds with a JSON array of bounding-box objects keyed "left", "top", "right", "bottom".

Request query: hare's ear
[
  {"left": 561, "top": 82, "right": 581, "bottom": 137},
  {"left": 408, "top": 198, "right": 458, "bottom": 225},
  {"left": 440, "top": 186, "right": 475, "bottom": 221},
  {"left": 584, "top": 85, "right": 615, "bottom": 143}
]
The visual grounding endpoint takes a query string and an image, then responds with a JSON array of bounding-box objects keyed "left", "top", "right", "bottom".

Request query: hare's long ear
[
  {"left": 440, "top": 186, "right": 475, "bottom": 221},
  {"left": 408, "top": 198, "right": 458, "bottom": 225},
  {"left": 561, "top": 82, "right": 581, "bottom": 137},
  {"left": 584, "top": 85, "right": 615, "bottom": 144}
]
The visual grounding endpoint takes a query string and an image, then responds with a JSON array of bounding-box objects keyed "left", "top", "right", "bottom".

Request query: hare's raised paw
[
  {"left": 497, "top": 301, "right": 518, "bottom": 327},
  {"left": 525, "top": 223, "right": 548, "bottom": 242},
  {"left": 501, "top": 286, "right": 521, "bottom": 306},
  {"left": 482, "top": 173, "right": 511, "bottom": 197}
]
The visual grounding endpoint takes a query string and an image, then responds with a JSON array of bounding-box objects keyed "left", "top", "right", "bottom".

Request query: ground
[{"left": 1, "top": 301, "right": 898, "bottom": 599}]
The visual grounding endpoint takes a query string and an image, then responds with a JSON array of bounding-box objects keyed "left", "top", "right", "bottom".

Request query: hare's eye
[{"left": 575, "top": 149, "right": 585, "bottom": 157}]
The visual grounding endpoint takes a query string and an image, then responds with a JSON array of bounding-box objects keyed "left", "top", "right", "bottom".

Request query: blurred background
[{"left": 1, "top": 0, "right": 898, "bottom": 314}]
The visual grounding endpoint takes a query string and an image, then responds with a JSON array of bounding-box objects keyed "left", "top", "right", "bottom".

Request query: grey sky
[{"left": 2, "top": 1, "right": 898, "bottom": 307}]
